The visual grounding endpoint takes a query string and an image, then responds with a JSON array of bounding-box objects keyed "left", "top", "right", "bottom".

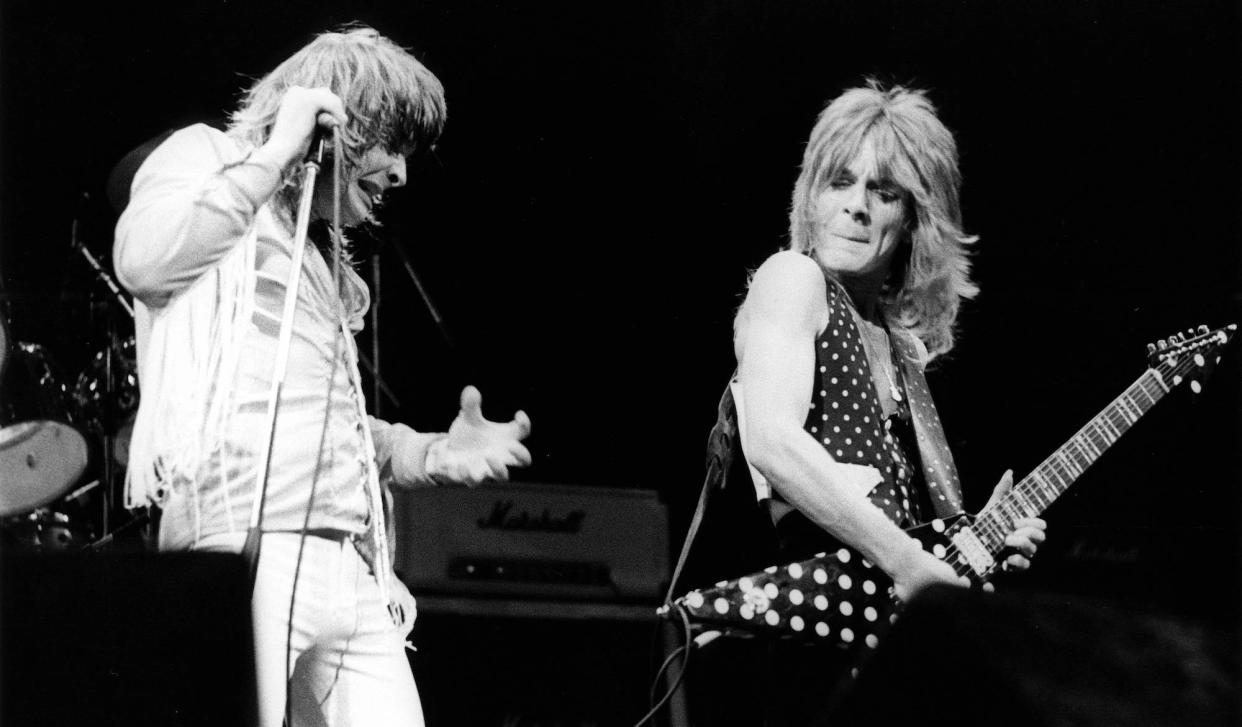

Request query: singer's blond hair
[
  {"left": 789, "top": 79, "right": 977, "bottom": 361},
  {"left": 228, "top": 23, "right": 446, "bottom": 227}
]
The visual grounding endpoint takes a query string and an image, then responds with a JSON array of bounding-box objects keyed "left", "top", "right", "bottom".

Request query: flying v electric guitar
[{"left": 666, "top": 324, "right": 1236, "bottom": 653}]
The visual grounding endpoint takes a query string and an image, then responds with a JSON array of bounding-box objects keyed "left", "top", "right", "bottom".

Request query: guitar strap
[
  {"left": 663, "top": 376, "right": 739, "bottom": 606},
  {"left": 889, "top": 332, "right": 965, "bottom": 518},
  {"left": 664, "top": 333, "right": 967, "bottom": 606}
]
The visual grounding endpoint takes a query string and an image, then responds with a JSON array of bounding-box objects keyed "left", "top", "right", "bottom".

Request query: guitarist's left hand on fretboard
[{"left": 979, "top": 468, "right": 1047, "bottom": 573}]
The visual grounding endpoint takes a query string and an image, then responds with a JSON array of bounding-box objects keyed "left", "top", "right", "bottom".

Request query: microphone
[
  {"left": 305, "top": 112, "right": 338, "bottom": 165},
  {"left": 315, "top": 111, "right": 339, "bottom": 132}
]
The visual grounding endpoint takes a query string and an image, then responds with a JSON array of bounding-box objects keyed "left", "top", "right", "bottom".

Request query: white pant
[{"left": 194, "top": 532, "right": 423, "bottom": 727}]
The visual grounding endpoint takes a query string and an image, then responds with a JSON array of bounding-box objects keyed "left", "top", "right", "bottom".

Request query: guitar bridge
[{"left": 949, "top": 527, "right": 995, "bottom": 577}]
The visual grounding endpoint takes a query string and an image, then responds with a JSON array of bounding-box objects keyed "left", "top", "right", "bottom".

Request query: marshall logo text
[{"left": 477, "top": 500, "right": 587, "bottom": 534}]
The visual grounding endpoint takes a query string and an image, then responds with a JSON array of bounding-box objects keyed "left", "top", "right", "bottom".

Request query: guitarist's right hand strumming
[
  {"left": 889, "top": 540, "right": 965, "bottom": 602},
  {"left": 892, "top": 468, "right": 1047, "bottom": 601}
]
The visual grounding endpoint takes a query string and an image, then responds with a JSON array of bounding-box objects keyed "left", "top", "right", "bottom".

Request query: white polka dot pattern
[
  {"left": 671, "top": 513, "right": 979, "bottom": 659},
  {"left": 789, "top": 281, "right": 966, "bottom": 532},
  {"left": 671, "top": 279, "right": 976, "bottom": 661}
]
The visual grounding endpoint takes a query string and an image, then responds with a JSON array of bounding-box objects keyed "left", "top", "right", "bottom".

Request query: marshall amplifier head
[{"left": 392, "top": 482, "right": 670, "bottom": 602}]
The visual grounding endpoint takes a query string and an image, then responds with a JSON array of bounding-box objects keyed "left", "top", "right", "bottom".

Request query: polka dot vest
[{"left": 797, "top": 279, "right": 965, "bottom": 527}]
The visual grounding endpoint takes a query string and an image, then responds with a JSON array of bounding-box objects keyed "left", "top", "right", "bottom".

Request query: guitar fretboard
[{"left": 969, "top": 368, "right": 1170, "bottom": 556}]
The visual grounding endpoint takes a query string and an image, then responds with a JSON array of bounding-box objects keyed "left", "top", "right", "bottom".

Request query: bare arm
[{"left": 736, "top": 251, "right": 960, "bottom": 600}]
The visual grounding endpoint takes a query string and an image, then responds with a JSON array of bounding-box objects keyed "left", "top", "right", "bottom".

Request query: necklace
[
  {"left": 836, "top": 282, "right": 904, "bottom": 406},
  {"left": 859, "top": 320, "right": 903, "bottom": 403}
]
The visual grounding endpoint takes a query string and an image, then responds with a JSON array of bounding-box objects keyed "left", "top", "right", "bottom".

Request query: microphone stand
[
  {"left": 72, "top": 221, "right": 136, "bottom": 543},
  {"left": 358, "top": 233, "right": 457, "bottom": 415},
  {"left": 73, "top": 221, "right": 134, "bottom": 319},
  {"left": 242, "top": 132, "right": 329, "bottom": 593},
  {"left": 357, "top": 347, "right": 401, "bottom": 411},
  {"left": 385, "top": 238, "right": 458, "bottom": 355}
]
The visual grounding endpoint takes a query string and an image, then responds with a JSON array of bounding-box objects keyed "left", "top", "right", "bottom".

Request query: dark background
[{"left": 1, "top": 0, "right": 1239, "bottom": 722}]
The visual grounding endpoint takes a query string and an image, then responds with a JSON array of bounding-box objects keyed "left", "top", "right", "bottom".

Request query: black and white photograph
[{"left": 1, "top": 1, "right": 1239, "bottom": 725}]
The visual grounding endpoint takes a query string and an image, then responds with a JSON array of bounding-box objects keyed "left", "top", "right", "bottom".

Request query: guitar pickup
[{"left": 949, "top": 527, "right": 995, "bottom": 578}]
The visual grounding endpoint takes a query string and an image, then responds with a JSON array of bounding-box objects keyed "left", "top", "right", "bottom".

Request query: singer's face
[{"left": 312, "top": 146, "right": 408, "bottom": 226}]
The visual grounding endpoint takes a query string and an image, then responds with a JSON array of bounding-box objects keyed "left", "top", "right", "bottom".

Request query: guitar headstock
[{"left": 1146, "top": 323, "right": 1237, "bottom": 391}]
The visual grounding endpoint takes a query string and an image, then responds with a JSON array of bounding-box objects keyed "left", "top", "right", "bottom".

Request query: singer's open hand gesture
[{"left": 426, "top": 386, "right": 533, "bottom": 487}]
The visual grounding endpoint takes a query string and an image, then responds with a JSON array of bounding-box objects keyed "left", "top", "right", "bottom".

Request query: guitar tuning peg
[
  {"left": 1157, "top": 339, "right": 1168, "bottom": 350},
  {"left": 1146, "top": 342, "right": 1157, "bottom": 355},
  {"left": 1197, "top": 324, "right": 1210, "bottom": 335},
  {"left": 1168, "top": 336, "right": 1182, "bottom": 346}
]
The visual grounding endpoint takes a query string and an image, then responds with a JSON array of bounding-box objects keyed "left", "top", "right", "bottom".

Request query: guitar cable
[
  {"left": 634, "top": 380, "right": 736, "bottom": 727},
  {"left": 632, "top": 603, "right": 695, "bottom": 727}
]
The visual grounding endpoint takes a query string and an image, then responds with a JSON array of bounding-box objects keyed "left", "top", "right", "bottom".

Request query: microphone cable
[
  {"left": 283, "top": 125, "right": 347, "bottom": 727},
  {"left": 243, "top": 112, "right": 338, "bottom": 586}
]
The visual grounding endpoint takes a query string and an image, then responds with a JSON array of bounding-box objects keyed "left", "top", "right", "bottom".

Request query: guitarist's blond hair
[{"left": 788, "top": 79, "right": 978, "bottom": 362}]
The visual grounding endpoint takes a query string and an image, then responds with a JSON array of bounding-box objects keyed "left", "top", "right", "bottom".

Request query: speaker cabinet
[{"left": 2, "top": 551, "right": 256, "bottom": 727}]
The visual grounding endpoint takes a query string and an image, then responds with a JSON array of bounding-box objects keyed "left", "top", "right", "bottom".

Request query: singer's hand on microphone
[{"left": 255, "top": 86, "right": 348, "bottom": 171}]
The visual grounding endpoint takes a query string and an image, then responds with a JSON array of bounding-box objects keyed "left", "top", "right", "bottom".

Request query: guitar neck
[{"left": 971, "top": 368, "right": 1170, "bottom": 553}]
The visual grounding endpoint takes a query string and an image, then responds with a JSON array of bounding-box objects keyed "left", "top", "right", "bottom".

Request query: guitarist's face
[{"left": 808, "top": 138, "right": 910, "bottom": 283}]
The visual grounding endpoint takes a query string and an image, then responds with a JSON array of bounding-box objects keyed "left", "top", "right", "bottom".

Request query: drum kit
[
  {"left": 0, "top": 242, "right": 146, "bottom": 553},
  {"left": 0, "top": 127, "right": 169, "bottom": 553}
]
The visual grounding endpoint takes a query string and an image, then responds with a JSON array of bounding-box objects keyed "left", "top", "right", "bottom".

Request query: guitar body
[{"left": 673, "top": 513, "right": 977, "bottom": 652}]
